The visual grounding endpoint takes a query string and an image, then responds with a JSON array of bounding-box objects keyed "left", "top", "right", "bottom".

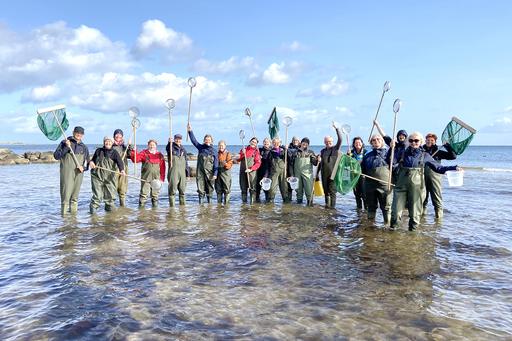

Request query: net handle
[
  {"left": 452, "top": 116, "right": 477, "bottom": 134},
  {"left": 44, "top": 109, "right": 81, "bottom": 169}
]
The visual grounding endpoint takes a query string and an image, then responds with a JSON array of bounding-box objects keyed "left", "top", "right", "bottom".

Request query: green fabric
[
  {"left": 59, "top": 151, "right": 84, "bottom": 212},
  {"left": 334, "top": 155, "right": 361, "bottom": 195},
  {"left": 267, "top": 107, "right": 280, "bottom": 139},
  {"left": 90, "top": 156, "right": 117, "bottom": 211},
  {"left": 293, "top": 153, "right": 314, "bottom": 203},
  {"left": 216, "top": 156, "right": 232, "bottom": 197},
  {"left": 168, "top": 153, "right": 187, "bottom": 197},
  {"left": 269, "top": 157, "right": 287, "bottom": 202},
  {"left": 423, "top": 166, "right": 443, "bottom": 215},
  {"left": 441, "top": 119, "right": 475, "bottom": 155},
  {"left": 139, "top": 162, "right": 161, "bottom": 206},
  {"left": 112, "top": 144, "right": 128, "bottom": 204},
  {"left": 364, "top": 166, "right": 391, "bottom": 222},
  {"left": 391, "top": 166, "right": 426, "bottom": 230},
  {"left": 197, "top": 154, "right": 215, "bottom": 198},
  {"left": 38, "top": 107, "right": 69, "bottom": 141},
  {"left": 239, "top": 153, "right": 256, "bottom": 202}
]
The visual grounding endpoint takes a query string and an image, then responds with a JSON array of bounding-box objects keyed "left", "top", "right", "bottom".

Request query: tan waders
[
  {"left": 391, "top": 166, "right": 426, "bottom": 231},
  {"left": 293, "top": 155, "right": 314, "bottom": 205},
  {"left": 269, "top": 156, "right": 288, "bottom": 203},
  {"left": 90, "top": 156, "right": 118, "bottom": 213},
  {"left": 423, "top": 167, "right": 444, "bottom": 219},
  {"left": 60, "top": 152, "right": 85, "bottom": 215},
  {"left": 139, "top": 162, "right": 161, "bottom": 208},
  {"left": 240, "top": 154, "right": 257, "bottom": 204},
  {"left": 197, "top": 154, "right": 215, "bottom": 203}
]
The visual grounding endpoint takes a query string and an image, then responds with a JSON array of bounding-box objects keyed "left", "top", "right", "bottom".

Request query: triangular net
[
  {"left": 441, "top": 117, "right": 476, "bottom": 155},
  {"left": 335, "top": 154, "right": 361, "bottom": 195},
  {"left": 37, "top": 105, "right": 69, "bottom": 141}
]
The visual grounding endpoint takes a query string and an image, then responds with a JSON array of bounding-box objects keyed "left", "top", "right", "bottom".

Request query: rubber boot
[
  {"left": 70, "top": 202, "right": 78, "bottom": 214},
  {"left": 297, "top": 199, "right": 303, "bottom": 204},
  {"left": 217, "top": 194, "right": 223, "bottom": 204},
  {"left": 383, "top": 209, "right": 390, "bottom": 226},
  {"left": 325, "top": 197, "right": 331, "bottom": 208},
  {"left": 330, "top": 195, "right": 337, "bottom": 209},
  {"left": 169, "top": 196, "right": 175, "bottom": 207},
  {"left": 206, "top": 196, "right": 211, "bottom": 203},
  {"left": 119, "top": 196, "right": 126, "bottom": 207},
  {"left": 179, "top": 195, "right": 186, "bottom": 205},
  {"left": 241, "top": 192, "right": 248, "bottom": 203},
  {"left": 367, "top": 211, "right": 376, "bottom": 220},
  {"left": 61, "top": 203, "right": 69, "bottom": 215},
  {"left": 435, "top": 208, "right": 443, "bottom": 220},
  {"left": 198, "top": 195, "right": 204, "bottom": 204},
  {"left": 105, "top": 204, "right": 115, "bottom": 212},
  {"left": 151, "top": 198, "right": 158, "bottom": 208},
  {"left": 138, "top": 200, "right": 145, "bottom": 209},
  {"left": 250, "top": 193, "right": 256, "bottom": 205},
  {"left": 224, "top": 193, "right": 230, "bottom": 205}
]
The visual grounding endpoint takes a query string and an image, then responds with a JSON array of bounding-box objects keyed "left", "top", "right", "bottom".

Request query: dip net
[
  {"left": 334, "top": 154, "right": 361, "bottom": 195},
  {"left": 37, "top": 105, "right": 69, "bottom": 141},
  {"left": 441, "top": 117, "right": 476, "bottom": 155}
]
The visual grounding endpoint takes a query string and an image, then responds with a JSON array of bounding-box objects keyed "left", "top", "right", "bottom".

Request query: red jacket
[
  {"left": 129, "top": 149, "right": 166, "bottom": 182},
  {"left": 239, "top": 145, "right": 261, "bottom": 171}
]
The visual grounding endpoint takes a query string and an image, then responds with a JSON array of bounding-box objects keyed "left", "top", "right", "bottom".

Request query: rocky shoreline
[{"left": 0, "top": 148, "right": 58, "bottom": 165}]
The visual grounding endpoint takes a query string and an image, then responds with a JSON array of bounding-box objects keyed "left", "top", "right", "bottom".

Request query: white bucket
[
  {"left": 260, "top": 177, "right": 272, "bottom": 191},
  {"left": 446, "top": 170, "right": 463, "bottom": 187},
  {"left": 287, "top": 176, "right": 299, "bottom": 190}
]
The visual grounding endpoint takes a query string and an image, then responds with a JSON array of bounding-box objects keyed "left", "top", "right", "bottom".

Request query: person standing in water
[
  {"left": 216, "top": 140, "right": 233, "bottom": 204},
  {"left": 286, "top": 136, "right": 301, "bottom": 201},
  {"left": 53, "top": 126, "right": 90, "bottom": 215},
  {"left": 362, "top": 135, "right": 391, "bottom": 225},
  {"left": 112, "top": 129, "right": 128, "bottom": 206},
  {"left": 290, "top": 137, "right": 318, "bottom": 205},
  {"left": 89, "top": 136, "right": 126, "bottom": 213},
  {"left": 166, "top": 134, "right": 189, "bottom": 207},
  {"left": 349, "top": 137, "right": 368, "bottom": 210},
  {"left": 317, "top": 123, "right": 342, "bottom": 208},
  {"left": 256, "top": 137, "right": 272, "bottom": 203},
  {"left": 267, "top": 137, "right": 288, "bottom": 203},
  {"left": 422, "top": 132, "right": 457, "bottom": 219},
  {"left": 187, "top": 123, "right": 218, "bottom": 203},
  {"left": 238, "top": 137, "right": 261, "bottom": 204},
  {"left": 390, "top": 132, "right": 460, "bottom": 231},
  {"left": 129, "top": 139, "right": 165, "bottom": 208}
]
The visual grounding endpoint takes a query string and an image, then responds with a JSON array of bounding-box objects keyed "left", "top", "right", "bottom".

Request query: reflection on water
[{"left": 0, "top": 163, "right": 511, "bottom": 339}]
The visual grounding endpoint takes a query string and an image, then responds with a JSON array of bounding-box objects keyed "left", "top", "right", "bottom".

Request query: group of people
[{"left": 54, "top": 121, "right": 460, "bottom": 231}]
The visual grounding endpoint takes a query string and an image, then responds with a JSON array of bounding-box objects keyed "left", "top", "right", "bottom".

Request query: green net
[
  {"left": 267, "top": 107, "right": 279, "bottom": 139},
  {"left": 37, "top": 106, "right": 69, "bottom": 141},
  {"left": 334, "top": 154, "right": 361, "bottom": 195},
  {"left": 441, "top": 117, "right": 476, "bottom": 155}
]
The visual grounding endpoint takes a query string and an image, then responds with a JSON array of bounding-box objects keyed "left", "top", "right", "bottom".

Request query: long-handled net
[
  {"left": 334, "top": 154, "right": 361, "bottom": 195},
  {"left": 441, "top": 116, "right": 476, "bottom": 155},
  {"left": 37, "top": 105, "right": 69, "bottom": 141}
]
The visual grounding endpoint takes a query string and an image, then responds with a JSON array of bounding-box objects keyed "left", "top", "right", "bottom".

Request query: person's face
[
  {"left": 114, "top": 133, "right": 123, "bottom": 143},
  {"left": 174, "top": 138, "right": 182, "bottom": 146},
  {"left": 73, "top": 132, "right": 83, "bottom": 142},
  {"left": 354, "top": 139, "right": 363, "bottom": 151},
  {"left": 204, "top": 136, "right": 212, "bottom": 145},
  {"left": 425, "top": 137, "right": 435, "bottom": 147},
  {"left": 324, "top": 137, "right": 333, "bottom": 148},
  {"left": 300, "top": 141, "right": 308, "bottom": 150},
  {"left": 218, "top": 142, "right": 226, "bottom": 152},
  {"left": 292, "top": 139, "right": 300, "bottom": 147},
  {"left": 408, "top": 137, "right": 421, "bottom": 149},
  {"left": 398, "top": 134, "right": 406, "bottom": 142},
  {"left": 148, "top": 141, "right": 157, "bottom": 150},
  {"left": 370, "top": 137, "right": 383, "bottom": 149},
  {"left": 250, "top": 139, "right": 257, "bottom": 148},
  {"left": 263, "top": 139, "right": 271, "bottom": 148},
  {"left": 104, "top": 139, "right": 113, "bottom": 149},
  {"left": 272, "top": 139, "right": 280, "bottom": 148}
]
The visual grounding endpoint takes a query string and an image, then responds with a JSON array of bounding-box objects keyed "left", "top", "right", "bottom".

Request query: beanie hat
[
  {"left": 397, "top": 130, "right": 408, "bottom": 139},
  {"left": 301, "top": 137, "right": 310, "bottom": 145},
  {"left": 73, "top": 126, "right": 85, "bottom": 134},
  {"left": 113, "top": 129, "right": 124, "bottom": 137}
]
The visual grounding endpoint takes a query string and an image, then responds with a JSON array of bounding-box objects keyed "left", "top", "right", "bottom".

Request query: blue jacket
[
  {"left": 188, "top": 130, "right": 218, "bottom": 176},
  {"left": 54, "top": 137, "right": 90, "bottom": 170},
  {"left": 361, "top": 147, "right": 389, "bottom": 174},
  {"left": 391, "top": 146, "right": 457, "bottom": 174}
]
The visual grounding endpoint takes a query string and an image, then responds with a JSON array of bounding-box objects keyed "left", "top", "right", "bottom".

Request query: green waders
[
  {"left": 353, "top": 177, "right": 366, "bottom": 210},
  {"left": 364, "top": 166, "right": 392, "bottom": 224},
  {"left": 269, "top": 157, "right": 288, "bottom": 203},
  {"left": 60, "top": 152, "right": 85, "bottom": 215},
  {"left": 197, "top": 154, "right": 215, "bottom": 203},
  {"left": 168, "top": 154, "right": 187, "bottom": 206},
  {"left": 320, "top": 155, "right": 338, "bottom": 208},
  {"left": 294, "top": 156, "right": 313, "bottom": 205},
  {"left": 139, "top": 162, "right": 161, "bottom": 208},
  {"left": 240, "top": 155, "right": 257, "bottom": 204},
  {"left": 423, "top": 167, "right": 443, "bottom": 219},
  {"left": 90, "top": 156, "right": 118, "bottom": 213},
  {"left": 215, "top": 160, "right": 232, "bottom": 204},
  {"left": 391, "top": 167, "right": 426, "bottom": 231},
  {"left": 113, "top": 145, "right": 128, "bottom": 206}
]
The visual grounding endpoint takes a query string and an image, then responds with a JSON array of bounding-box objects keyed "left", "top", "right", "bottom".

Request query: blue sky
[{"left": 0, "top": 0, "right": 511, "bottom": 145}]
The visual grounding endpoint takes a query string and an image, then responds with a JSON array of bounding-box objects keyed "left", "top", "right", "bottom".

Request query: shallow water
[{"left": 1, "top": 146, "right": 511, "bottom": 340}]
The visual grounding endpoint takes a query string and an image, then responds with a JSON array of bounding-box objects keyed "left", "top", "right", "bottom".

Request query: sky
[{"left": 0, "top": 0, "right": 511, "bottom": 146}]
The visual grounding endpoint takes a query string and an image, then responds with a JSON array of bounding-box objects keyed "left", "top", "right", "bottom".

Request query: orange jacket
[{"left": 218, "top": 150, "right": 233, "bottom": 170}]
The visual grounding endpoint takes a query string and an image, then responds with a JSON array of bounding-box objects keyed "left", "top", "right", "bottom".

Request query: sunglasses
[{"left": 408, "top": 139, "right": 420, "bottom": 143}]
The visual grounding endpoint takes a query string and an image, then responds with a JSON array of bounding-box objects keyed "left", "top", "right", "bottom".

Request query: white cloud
[
  {"left": 297, "top": 76, "right": 349, "bottom": 97},
  {"left": 481, "top": 116, "right": 512, "bottom": 134},
  {"left": 247, "top": 61, "right": 306, "bottom": 86},
  {"left": 133, "top": 19, "right": 193, "bottom": 59},
  {"left": 22, "top": 84, "right": 61, "bottom": 102},
  {"left": 281, "top": 41, "right": 307, "bottom": 52},
  {"left": 193, "top": 56, "right": 256, "bottom": 74},
  {"left": 0, "top": 21, "right": 132, "bottom": 93},
  {"left": 335, "top": 106, "right": 354, "bottom": 117}
]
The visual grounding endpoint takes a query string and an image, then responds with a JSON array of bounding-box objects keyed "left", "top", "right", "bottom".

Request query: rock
[
  {"left": 188, "top": 166, "right": 197, "bottom": 177},
  {"left": 14, "top": 158, "right": 30, "bottom": 165},
  {"left": 187, "top": 153, "right": 197, "bottom": 161},
  {"left": 39, "top": 152, "right": 56, "bottom": 162},
  {"left": 0, "top": 149, "right": 14, "bottom": 160},
  {"left": 0, "top": 159, "right": 15, "bottom": 165}
]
